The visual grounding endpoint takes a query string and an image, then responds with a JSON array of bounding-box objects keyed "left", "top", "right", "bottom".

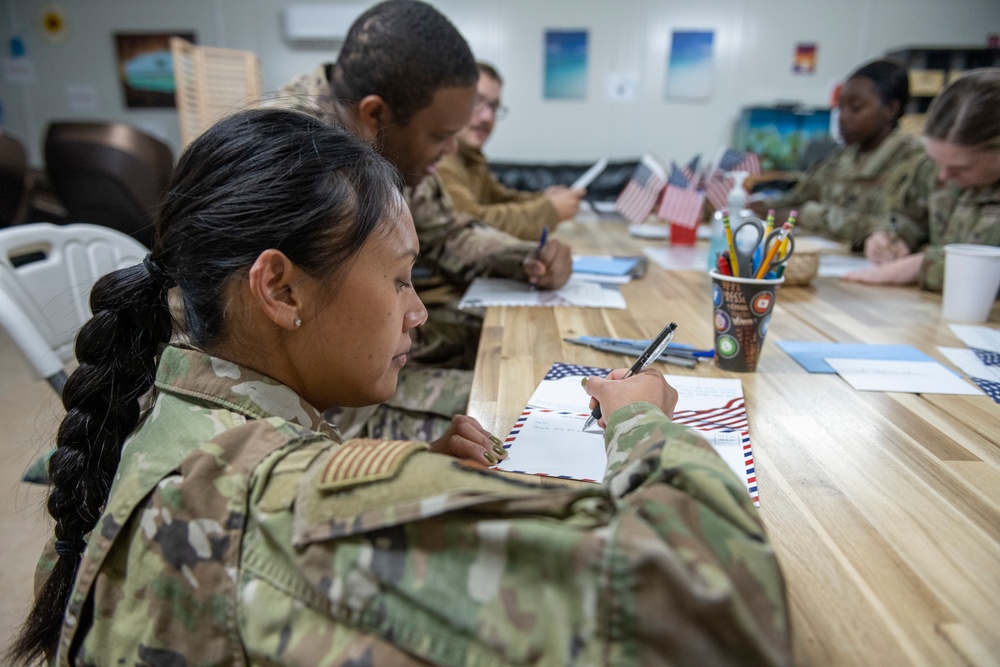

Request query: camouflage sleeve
[
  {"left": 919, "top": 187, "right": 1000, "bottom": 292},
  {"left": 878, "top": 155, "right": 936, "bottom": 251},
  {"left": 764, "top": 156, "right": 830, "bottom": 216},
  {"left": 920, "top": 245, "right": 946, "bottom": 292},
  {"left": 408, "top": 175, "right": 538, "bottom": 284},
  {"left": 255, "top": 65, "right": 342, "bottom": 127},
  {"left": 246, "top": 408, "right": 790, "bottom": 666}
]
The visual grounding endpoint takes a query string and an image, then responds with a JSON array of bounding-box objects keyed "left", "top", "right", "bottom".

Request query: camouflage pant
[{"left": 325, "top": 366, "right": 473, "bottom": 442}]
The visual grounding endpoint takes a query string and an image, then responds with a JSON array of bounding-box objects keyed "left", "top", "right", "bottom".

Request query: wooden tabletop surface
[{"left": 467, "top": 218, "right": 1000, "bottom": 667}]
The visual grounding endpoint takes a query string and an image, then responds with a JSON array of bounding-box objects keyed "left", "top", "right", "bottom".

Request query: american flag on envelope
[{"left": 615, "top": 154, "right": 667, "bottom": 223}]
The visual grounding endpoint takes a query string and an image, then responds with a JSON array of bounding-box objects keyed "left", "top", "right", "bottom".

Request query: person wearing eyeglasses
[{"left": 437, "top": 62, "right": 585, "bottom": 241}]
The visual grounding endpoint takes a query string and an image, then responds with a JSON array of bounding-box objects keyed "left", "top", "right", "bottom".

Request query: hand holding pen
[
  {"left": 582, "top": 322, "right": 677, "bottom": 430},
  {"left": 582, "top": 367, "right": 679, "bottom": 431},
  {"left": 864, "top": 215, "right": 911, "bottom": 265},
  {"left": 523, "top": 226, "right": 573, "bottom": 290}
]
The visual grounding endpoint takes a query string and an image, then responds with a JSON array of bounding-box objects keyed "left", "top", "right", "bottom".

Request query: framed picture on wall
[
  {"left": 665, "top": 30, "right": 715, "bottom": 101},
  {"left": 544, "top": 30, "right": 588, "bottom": 100},
  {"left": 115, "top": 32, "right": 196, "bottom": 108},
  {"left": 793, "top": 43, "right": 818, "bottom": 74}
]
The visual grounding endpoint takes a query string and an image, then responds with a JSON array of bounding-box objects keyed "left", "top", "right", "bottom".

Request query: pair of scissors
[
  {"left": 756, "top": 224, "right": 796, "bottom": 278},
  {"left": 729, "top": 216, "right": 765, "bottom": 279}
]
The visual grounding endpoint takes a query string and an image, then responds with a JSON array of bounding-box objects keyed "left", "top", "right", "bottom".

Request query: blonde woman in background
[{"left": 847, "top": 68, "right": 1000, "bottom": 290}]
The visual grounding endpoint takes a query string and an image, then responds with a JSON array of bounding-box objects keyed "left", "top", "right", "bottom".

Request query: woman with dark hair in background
[
  {"left": 848, "top": 68, "right": 1000, "bottom": 290},
  {"left": 9, "top": 107, "right": 790, "bottom": 666},
  {"left": 756, "top": 59, "right": 926, "bottom": 251}
]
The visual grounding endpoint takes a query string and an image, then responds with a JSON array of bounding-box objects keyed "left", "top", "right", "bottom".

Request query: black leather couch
[{"left": 489, "top": 159, "right": 640, "bottom": 202}]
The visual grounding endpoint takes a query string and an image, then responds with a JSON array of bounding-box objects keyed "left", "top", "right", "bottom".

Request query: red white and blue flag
[
  {"left": 717, "top": 148, "right": 761, "bottom": 175},
  {"left": 657, "top": 184, "right": 704, "bottom": 228},
  {"left": 615, "top": 154, "right": 667, "bottom": 223},
  {"left": 704, "top": 148, "right": 761, "bottom": 212}
]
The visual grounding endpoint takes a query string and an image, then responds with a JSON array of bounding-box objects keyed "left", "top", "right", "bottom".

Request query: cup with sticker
[{"left": 709, "top": 271, "right": 784, "bottom": 372}]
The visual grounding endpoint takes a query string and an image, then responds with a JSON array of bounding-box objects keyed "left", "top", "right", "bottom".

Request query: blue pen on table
[
  {"left": 565, "top": 338, "right": 698, "bottom": 368},
  {"left": 582, "top": 322, "right": 677, "bottom": 431},
  {"left": 530, "top": 226, "right": 549, "bottom": 289},
  {"left": 575, "top": 336, "right": 714, "bottom": 358}
]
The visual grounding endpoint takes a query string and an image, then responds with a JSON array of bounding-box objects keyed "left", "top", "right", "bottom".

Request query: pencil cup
[
  {"left": 942, "top": 244, "right": 1000, "bottom": 323},
  {"left": 710, "top": 271, "right": 784, "bottom": 372}
]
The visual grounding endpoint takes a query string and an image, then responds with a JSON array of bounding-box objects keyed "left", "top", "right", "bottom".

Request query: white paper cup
[{"left": 942, "top": 244, "right": 1000, "bottom": 323}]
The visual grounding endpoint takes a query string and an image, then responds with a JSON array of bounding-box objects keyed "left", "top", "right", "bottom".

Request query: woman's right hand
[
  {"left": 583, "top": 368, "right": 679, "bottom": 429},
  {"left": 864, "top": 230, "right": 910, "bottom": 265}
]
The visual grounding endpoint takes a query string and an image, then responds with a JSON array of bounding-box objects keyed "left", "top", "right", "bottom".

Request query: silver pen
[{"left": 582, "top": 322, "right": 677, "bottom": 431}]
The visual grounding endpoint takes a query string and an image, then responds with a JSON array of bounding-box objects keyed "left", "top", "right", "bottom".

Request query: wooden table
[{"left": 467, "top": 219, "right": 1000, "bottom": 667}]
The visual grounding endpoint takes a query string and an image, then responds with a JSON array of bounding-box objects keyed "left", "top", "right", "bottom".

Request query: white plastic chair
[{"left": 0, "top": 222, "right": 148, "bottom": 393}]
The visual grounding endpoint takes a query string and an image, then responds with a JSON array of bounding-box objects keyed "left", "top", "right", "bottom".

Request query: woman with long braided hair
[{"left": 10, "top": 107, "right": 790, "bottom": 666}]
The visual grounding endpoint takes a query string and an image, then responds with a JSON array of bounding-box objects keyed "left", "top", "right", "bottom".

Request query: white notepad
[
  {"left": 571, "top": 158, "right": 608, "bottom": 190},
  {"left": 458, "top": 277, "right": 626, "bottom": 309}
]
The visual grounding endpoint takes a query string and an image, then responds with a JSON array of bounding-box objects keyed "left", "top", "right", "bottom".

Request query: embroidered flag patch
[{"left": 318, "top": 440, "right": 428, "bottom": 491}]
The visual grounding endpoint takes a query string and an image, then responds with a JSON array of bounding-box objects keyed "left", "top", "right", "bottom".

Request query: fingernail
[
  {"left": 484, "top": 451, "right": 497, "bottom": 464},
  {"left": 489, "top": 434, "right": 503, "bottom": 447},
  {"left": 492, "top": 444, "right": 507, "bottom": 458}
]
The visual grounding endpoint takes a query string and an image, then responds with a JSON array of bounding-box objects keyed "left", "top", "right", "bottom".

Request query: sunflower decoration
[{"left": 38, "top": 3, "right": 70, "bottom": 44}]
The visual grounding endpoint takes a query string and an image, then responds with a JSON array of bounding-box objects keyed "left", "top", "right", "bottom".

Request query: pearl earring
[{"left": 293, "top": 318, "right": 302, "bottom": 329}]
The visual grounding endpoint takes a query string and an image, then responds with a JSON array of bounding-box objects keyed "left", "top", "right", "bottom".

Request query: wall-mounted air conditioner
[{"left": 283, "top": 5, "right": 367, "bottom": 46}]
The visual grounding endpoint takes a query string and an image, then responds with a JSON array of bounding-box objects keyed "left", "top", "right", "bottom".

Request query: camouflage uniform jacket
[
  {"left": 263, "top": 65, "right": 539, "bottom": 367},
  {"left": 437, "top": 141, "right": 559, "bottom": 241},
  {"left": 877, "top": 155, "right": 1000, "bottom": 291},
  {"left": 765, "top": 128, "right": 926, "bottom": 250},
  {"left": 263, "top": 64, "right": 540, "bottom": 290},
  {"left": 46, "top": 345, "right": 792, "bottom": 666}
]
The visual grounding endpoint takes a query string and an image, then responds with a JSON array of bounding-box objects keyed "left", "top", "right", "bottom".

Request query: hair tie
[
  {"left": 54, "top": 539, "right": 87, "bottom": 557},
  {"left": 143, "top": 254, "right": 176, "bottom": 289}
]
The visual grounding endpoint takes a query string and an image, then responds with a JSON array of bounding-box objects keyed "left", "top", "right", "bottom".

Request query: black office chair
[
  {"left": 44, "top": 121, "right": 174, "bottom": 248},
  {"left": 0, "top": 130, "right": 31, "bottom": 228},
  {"left": 490, "top": 159, "right": 640, "bottom": 202}
]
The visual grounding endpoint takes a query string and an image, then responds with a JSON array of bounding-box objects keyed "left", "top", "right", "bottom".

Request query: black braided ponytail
[
  {"left": 9, "top": 107, "right": 400, "bottom": 664},
  {"left": 9, "top": 261, "right": 173, "bottom": 663}
]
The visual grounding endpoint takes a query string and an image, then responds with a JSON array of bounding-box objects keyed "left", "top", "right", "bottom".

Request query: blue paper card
[
  {"left": 572, "top": 256, "right": 638, "bottom": 276},
  {"left": 777, "top": 341, "right": 937, "bottom": 374}
]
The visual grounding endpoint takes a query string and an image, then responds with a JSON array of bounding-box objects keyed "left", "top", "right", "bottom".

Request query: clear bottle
[{"left": 707, "top": 172, "right": 750, "bottom": 271}]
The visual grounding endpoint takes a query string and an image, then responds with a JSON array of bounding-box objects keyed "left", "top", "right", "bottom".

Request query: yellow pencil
[
  {"left": 772, "top": 210, "right": 797, "bottom": 278},
  {"left": 779, "top": 210, "right": 797, "bottom": 256},
  {"left": 755, "top": 221, "right": 791, "bottom": 279},
  {"left": 723, "top": 211, "right": 739, "bottom": 277},
  {"left": 764, "top": 209, "right": 775, "bottom": 238}
]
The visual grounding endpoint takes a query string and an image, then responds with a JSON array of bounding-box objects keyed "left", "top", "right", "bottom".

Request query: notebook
[
  {"left": 458, "top": 277, "right": 626, "bottom": 309},
  {"left": 495, "top": 362, "right": 760, "bottom": 505}
]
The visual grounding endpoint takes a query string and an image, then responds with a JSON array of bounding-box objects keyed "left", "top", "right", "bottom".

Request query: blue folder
[
  {"left": 572, "top": 256, "right": 639, "bottom": 276},
  {"left": 777, "top": 341, "right": 937, "bottom": 374}
]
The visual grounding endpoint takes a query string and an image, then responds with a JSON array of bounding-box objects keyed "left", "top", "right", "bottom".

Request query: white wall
[{"left": 2, "top": 0, "right": 998, "bottom": 166}]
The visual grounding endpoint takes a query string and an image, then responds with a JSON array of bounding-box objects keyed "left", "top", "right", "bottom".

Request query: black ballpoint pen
[{"left": 582, "top": 322, "right": 677, "bottom": 431}]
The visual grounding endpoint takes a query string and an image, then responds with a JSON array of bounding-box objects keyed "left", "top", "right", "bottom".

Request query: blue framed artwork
[
  {"left": 544, "top": 30, "right": 588, "bottom": 100},
  {"left": 665, "top": 30, "right": 714, "bottom": 101}
]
